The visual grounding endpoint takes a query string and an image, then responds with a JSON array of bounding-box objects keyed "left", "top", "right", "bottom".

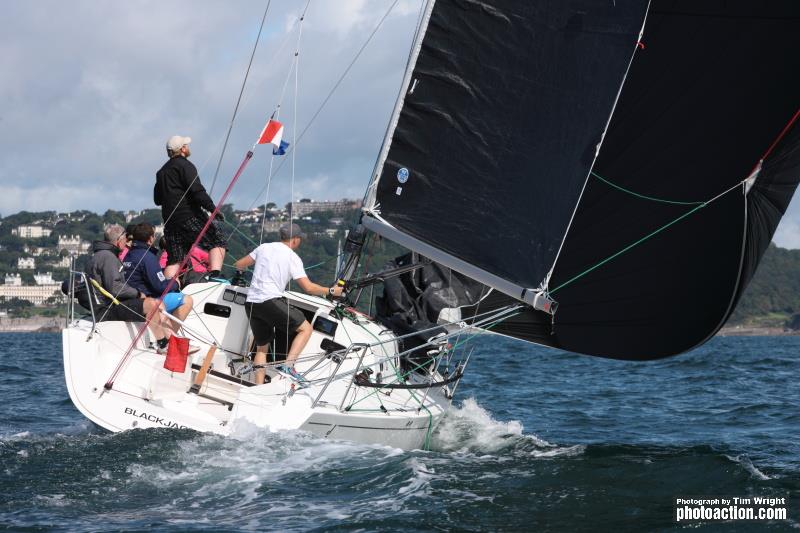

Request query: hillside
[
  {"left": 0, "top": 207, "right": 797, "bottom": 327},
  {"left": 728, "top": 243, "right": 800, "bottom": 327}
]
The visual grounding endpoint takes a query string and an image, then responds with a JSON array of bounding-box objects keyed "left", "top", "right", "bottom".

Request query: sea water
[{"left": 0, "top": 333, "right": 798, "bottom": 531}]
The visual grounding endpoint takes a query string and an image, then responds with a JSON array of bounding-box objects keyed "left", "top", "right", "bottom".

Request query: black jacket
[{"left": 154, "top": 156, "right": 216, "bottom": 227}]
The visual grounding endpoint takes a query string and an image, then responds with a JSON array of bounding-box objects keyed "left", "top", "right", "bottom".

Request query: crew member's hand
[{"left": 329, "top": 286, "right": 344, "bottom": 298}]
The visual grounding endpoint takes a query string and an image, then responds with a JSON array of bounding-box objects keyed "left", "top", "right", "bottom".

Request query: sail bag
[{"left": 164, "top": 336, "right": 189, "bottom": 373}]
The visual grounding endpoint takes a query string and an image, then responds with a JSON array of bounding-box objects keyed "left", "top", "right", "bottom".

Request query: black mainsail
[
  {"left": 364, "top": 0, "right": 651, "bottom": 308},
  {"left": 364, "top": 0, "right": 800, "bottom": 360}
]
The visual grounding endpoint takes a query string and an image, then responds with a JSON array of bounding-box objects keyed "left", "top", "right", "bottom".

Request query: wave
[
  {"left": 430, "top": 397, "right": 586, "bottom": 460},
  {"left": 725, "top": 454, "right": 771, "bottom": 481}
]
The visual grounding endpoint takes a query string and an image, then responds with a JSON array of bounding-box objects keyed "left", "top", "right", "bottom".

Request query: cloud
[
  {"left": 773, "top": 195, "right": 800, "bottom": 249},
  {"left": 0, "top": 0, "right": 422, "bottom": 215},
  {"left": 3, "top": 0, "right": 799, "bottom": 250}
]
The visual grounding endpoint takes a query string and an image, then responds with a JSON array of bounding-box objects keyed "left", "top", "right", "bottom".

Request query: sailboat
[{"left": 63, "top": 1, "right": 800, "bottom": 450}]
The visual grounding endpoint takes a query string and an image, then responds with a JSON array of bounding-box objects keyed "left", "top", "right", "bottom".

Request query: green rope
[
  {"left": 221, "top": 213, "right": 340, "bottom": 272},
  {"left": 186, "top": 280, "right": 229, "bottom": 295},
  {"left": 342, "top": 311, "right": 521, "bottom": 450},
  {"left": 550, "top": 202, "right": 707, "bottom": 295},
  {"left": 592, "top": 171, "right": 704, "bottom": 206},
  {"left": 305, "top": 254, "right": 342, "bottom": 271},
  {"left": 341, "top": 310, "right": 435, "bottom": 449},
  {"left": 220, "top": 217, "right": 261, "bottom": 247}
]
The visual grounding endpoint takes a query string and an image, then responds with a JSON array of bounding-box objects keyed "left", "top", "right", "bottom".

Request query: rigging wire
[
  {"left": 101, "top": 5, "right": 326, "bottom": 390},
  {"left": 549, "top": 183, "right": 728, "bottom": 295},
  {"left": 195, "top": 11, "right": 302, "bottom": 188},
  {"left": 255, "top": 3, "right": 310, "bottom": 248},
  {"left": 208, "top": 0, "right": 273, "bottom": 196},
  {"left": 591, "top": 171, "right": 704, "bottom": 206},
  {"left": 104, "top": 151, "right": 256, "bottom": 390},
  {"left": 284, "top": 0, "right": 312, "bottom": 366},
  {"left": 222, "top": 0, "right": 402, "bottom": 241},
  {"left": 550, "top": 107, "right": 800, "bottom": 297},
  {"left": 543, "top": 3, "right": 652, "bottom": 291},
  {"left": 95, "top": 1, "right": 280, "bottom": 322}
]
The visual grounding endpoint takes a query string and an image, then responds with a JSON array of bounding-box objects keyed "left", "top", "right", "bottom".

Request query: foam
[
  {"left": 397, "top": 458, "right": 434, "bottom": 497},
  {"left": 431, "top": 397, "right": 551, "bottom": 453},
  {"left": 530, "top": 444, "right": 586, "bottom": 458},
  {"left": 725, "top": 454, "right": 771, "bottom": 480}
]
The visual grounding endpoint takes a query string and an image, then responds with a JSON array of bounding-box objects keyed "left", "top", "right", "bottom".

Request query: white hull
[{"left": 63, "top": 283, "right": 451, "bottom": 450}]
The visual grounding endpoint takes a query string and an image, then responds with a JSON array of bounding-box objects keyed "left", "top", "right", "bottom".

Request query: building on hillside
[
  {"left": 23, "top": 245, "right": 48, "bottom": 257},
  {"left": 57, "top": 235, "right": 91, "bottom": 255},
  {"left": 286, "top": 199, "right": 362, "bottom": 218},
  {"left": 236, "top": 208, "right": 267, "bottom": 223},
  {"left": 52, "top": 255, "right": 73, "bottom": 269},
  {"left": 4, "top": 274, "right": 21, "bottom": 286},
  {"left": 34, "top": 272, "right": 56, "bottom": 285},
  {"left": 0, "top": 283, "right": 63, "bottom": 306},
  {"left": 261, "top": 220, "right": 283, "bottom": 234},
  {"left": 12, "top": 225, "right": 52, "bottom": 239},
  {"left": 18, "top": 257, "right": 35, "bottom": 270}
]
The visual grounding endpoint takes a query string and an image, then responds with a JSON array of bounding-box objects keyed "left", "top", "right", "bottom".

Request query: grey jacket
[{"left": 86, "top": 240, "right": 139, "bottom": 307}]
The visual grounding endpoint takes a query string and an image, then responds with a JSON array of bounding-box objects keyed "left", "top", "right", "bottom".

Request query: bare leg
[
  {"left": 286, "top": 320, "right": 312, "bottom": 366},
  {"left": 208, "top": 247, "right": 225, "bottom": 272},
  {"left": 169, "top": 294, "right": 193, "bottom": 331},
  {"left": 254, "top": 343, "right": 269, "bottom": 385},
  {"left": 143, "top": 298, "right": 168, "bottom": 340},
  {"left": 164, "top": 263, "right": 180, "bottom": 279}
]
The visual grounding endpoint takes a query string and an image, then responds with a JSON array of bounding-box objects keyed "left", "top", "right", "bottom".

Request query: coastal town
[
  {"left": 0, "top": 198, "right": 362, "bottom": 326},
  {"left": 2, "top": 194, "right": 800, "bottom": 335}
]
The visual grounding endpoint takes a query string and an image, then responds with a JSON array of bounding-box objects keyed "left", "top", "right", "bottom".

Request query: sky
[
  {"left": 0, "top": 0, "right": 421, "bottom": 213},
  {"left": 1, "top": 0, "right": 800, "bottom": 248}
]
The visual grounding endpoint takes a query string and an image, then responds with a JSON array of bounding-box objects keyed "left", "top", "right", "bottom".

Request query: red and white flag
[{"left": 257, "top": 119, "right": 284, "bottom": 147}]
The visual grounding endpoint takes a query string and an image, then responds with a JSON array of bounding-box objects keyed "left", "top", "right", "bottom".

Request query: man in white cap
[
  {"left": 234, "top": 223, "right": 343, "bottom": 385},
  {"left": 154, "top": 135, "right": 227, "bottom": 280}
]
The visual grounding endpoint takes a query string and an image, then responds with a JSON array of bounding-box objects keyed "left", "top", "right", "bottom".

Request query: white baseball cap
[{"left": 166, "top": 135, "right": 192, "bottom": 151}]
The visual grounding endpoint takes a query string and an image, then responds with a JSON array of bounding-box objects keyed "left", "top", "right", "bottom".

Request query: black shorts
[
  {"left": 245, "top": 298, "right": 307, "bottom": 346},
  {"left": 98, "top": 298, "right": 145, "bottom": 322},
  {"left": 164, "top": 216, "right": 227, "bottom": 265}
]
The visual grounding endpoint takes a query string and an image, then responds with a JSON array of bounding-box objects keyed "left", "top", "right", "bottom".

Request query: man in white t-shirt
[{"left": 234, "top": 223, "right": 343, "bottom": 385}]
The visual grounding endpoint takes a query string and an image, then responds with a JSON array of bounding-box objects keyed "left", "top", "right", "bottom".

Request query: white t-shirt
[{"left": 246, "top": 242, "right": 307, "bottom": 303}]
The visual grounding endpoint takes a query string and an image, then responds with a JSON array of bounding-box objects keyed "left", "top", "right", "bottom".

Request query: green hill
[
  {"left": 1, "top": 208, "right": 798, "bottom": 327},
  {"left": 728, "top": 243, "right": 800, "bottom": 327}
]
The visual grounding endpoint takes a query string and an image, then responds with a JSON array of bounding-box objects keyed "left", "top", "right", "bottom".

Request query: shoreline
[
  {"left": 716, "top": 325, "right": 798, "bottom": 337},
  {"left": 0, "top": 316, "right": 64, "bottom": 333},
  {"left": 0, "top": 316, "right": 796, "bottom": 337}
]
